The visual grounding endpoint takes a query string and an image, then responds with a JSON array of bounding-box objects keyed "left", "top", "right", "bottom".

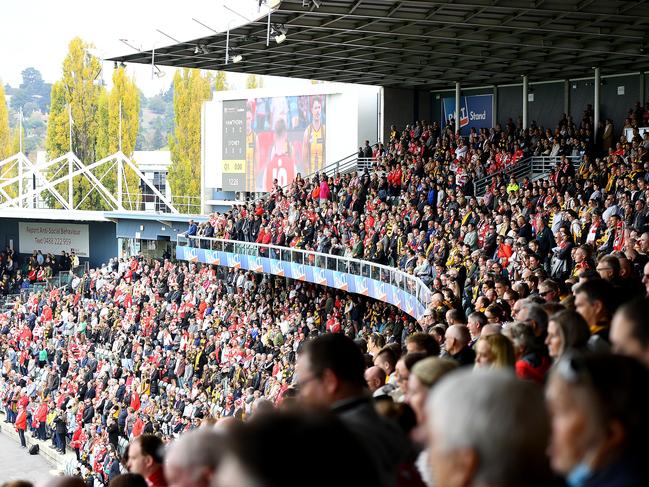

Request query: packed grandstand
[{"left": 2, "top": 103, "right": 649, "bottom": 487}]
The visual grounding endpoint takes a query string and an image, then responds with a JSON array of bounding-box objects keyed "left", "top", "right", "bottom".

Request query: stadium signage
[
  {"left": 19, "top": 222, "right": 90, "bottom": 257},
  {"left": 177, "top": 246, "right": 426, "bottom": 319},
  {"left": 442, "top": 94, "right": 494, "bottom": 135}
]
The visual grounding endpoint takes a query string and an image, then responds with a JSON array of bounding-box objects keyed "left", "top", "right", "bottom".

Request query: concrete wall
[
  {"left": 422, "top": 72, "right": 647, "bottom": 138},
  {"left": 383, "top": 87, "right": 416, "bottom": 142},
  {"left": 115, "top": 219, "right": 188, "bottom": 242},
  {"left": 0, "top": 219, "right": 116, "bottom": 269}
]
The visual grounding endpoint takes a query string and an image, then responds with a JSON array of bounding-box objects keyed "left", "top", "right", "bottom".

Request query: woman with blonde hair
[{"left": 474, "top": 333, "right": 516, "bottom": 370}]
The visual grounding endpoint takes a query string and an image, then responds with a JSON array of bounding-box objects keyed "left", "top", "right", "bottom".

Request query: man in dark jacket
[{"left": 296, "top": 334, "right": 410, "bottom": 487}]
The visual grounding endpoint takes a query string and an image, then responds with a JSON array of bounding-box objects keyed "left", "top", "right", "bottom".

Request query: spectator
[
  {"left": 364, "top": 366, "right": 387, "bottom": 394},
  {"left": 426, "top": 369, "right": 553, "bottom": 487},
  {"left": 296, "top": 333, "right": 409, "bottom": 487},
  {"left": 546, "top": 354, "right": 649, "bottom": 486},
  {"left": 109, "top": 474, "right": 148, "bottom": 487},
  {"left": 164, "top": 429, "right": 223, "bottom": 487},
  {"left": 442, "top": 325, "right": 475, "bottom": 366},
  {"left": 126, "top": 434, "right": 167, "bottom": 487},
  {"left": 474, "top": 334, "right": 516, "bottom": 370},
  {"left": 545, "top": 310, "right": 591, "bottom": 361},
  {"left": 610, "top": 298, "right": 649, "bottom": 368},
  {"left": 217, "top": 410, "right": 380, "bottom": 487}
]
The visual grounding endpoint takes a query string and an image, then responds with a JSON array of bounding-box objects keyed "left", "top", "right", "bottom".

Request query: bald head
[
  {"left": 445, "top": 325, "right": 471, "bottom": 355},
  {"left": 481, "top": 324, "right": 502, "bottom": 337},
  {"left": 364, "top": 366, "right": 387, "bottom": 392},
  {"left": 165, "top": 429, "right": 224, "bottom": 487}
]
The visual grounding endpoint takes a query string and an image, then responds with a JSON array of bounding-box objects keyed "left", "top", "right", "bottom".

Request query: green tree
[{"left": 168, "top": 69, "right": 213, "bottom": 205}]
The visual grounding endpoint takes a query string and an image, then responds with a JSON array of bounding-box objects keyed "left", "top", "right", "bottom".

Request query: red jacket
[
  {"left": 15, "top": 410, "right": 27, "bottom": 431},
  {"left": 36, "top": 403, "right": 48, "bottom": 422}
]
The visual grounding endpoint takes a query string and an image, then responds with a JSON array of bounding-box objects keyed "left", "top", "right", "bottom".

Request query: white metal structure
[{"left": 0, "top": 151, "right": 179, "bottom": 213}]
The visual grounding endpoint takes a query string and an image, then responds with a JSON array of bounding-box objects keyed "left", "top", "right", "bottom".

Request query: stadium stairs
[{"left": 0, "top": 411, "right": 77, "bottom": 475}]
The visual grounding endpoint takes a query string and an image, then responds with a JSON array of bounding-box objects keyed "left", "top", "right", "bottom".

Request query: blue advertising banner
[
  {"left": 442, "top": 94, "right": 493, "bottom": 136},
  {"left": 176, "top": 246, "right": 426, "bottom": 320}
]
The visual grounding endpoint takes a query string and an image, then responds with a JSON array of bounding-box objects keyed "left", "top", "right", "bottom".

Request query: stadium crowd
[{"left": 2, "top": 103, "right": 649, "bottom": 487}]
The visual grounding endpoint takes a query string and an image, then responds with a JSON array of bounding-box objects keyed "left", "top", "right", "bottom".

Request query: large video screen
[{"left": 222, "top": 95, "right": 326, "bottom": 192}]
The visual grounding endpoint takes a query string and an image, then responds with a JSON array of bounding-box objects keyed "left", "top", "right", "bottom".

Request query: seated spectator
[
  {"left": 405, "top": 332, "right": 440, "bottom": 356},
  {"left": 573, "top": 279, "right": 618, "bottom": 350}
]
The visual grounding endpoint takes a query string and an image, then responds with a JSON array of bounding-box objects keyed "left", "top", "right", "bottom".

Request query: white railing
[
  {"left": 475, "top": 155, "right": 583, "bottom": 195},
  {"left": 530, "top": 155, "right": 582, "bottom": 177},
  {"left": 177, "top": 234, "right": 432, "bottom": 319}
]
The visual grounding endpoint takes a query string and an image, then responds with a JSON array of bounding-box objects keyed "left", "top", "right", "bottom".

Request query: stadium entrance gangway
[
  {"left": 247, "top": 152, "right": 375, "bottom": 204},
  {"left": 176, "top": 234, "right": 432, "bottom": 320},
  {"left": 474, "top": 155, "right": 582, "bottom": 195}
]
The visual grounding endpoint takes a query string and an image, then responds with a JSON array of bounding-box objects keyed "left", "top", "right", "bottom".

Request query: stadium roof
[{"left": 109, "top": 0, "right": 649, "bottom": 91}]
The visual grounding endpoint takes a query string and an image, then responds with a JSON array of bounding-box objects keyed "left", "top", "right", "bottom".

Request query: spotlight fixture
[
  {"left": 302, "top": 0, "right": 321, "bottom": 7},
  {"left": 114, "top": 61, "right": 118, "bottom": 69},
  {"left": 154, "top": 66, "right": 166, "bottom": 78},
  {"left": 271, "top": 24, "right": 288, "bottom": 44},
  {"left": 232, "top": 53, "right": 243, "bottom": 63},
  {"left": 120, "top": 62, "right": 126, "bottom": 68},
  {"left": 195, "top": 44, "right": 209, "bottom": 55}
]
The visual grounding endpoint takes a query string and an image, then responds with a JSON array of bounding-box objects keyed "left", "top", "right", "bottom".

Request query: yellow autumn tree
[
  {"left": 45, "top": 38, "right": 143, "bottom": 210},
  {"left": 168, "top": 69, "right": 214, "bottom": 210},
  {"left": 96, "top": 67, "right": 141, "bottom": 210},
  {"left": 0, "top": 83, "right": 11, "bottom": 158},
  {"left": 245, "top": 74, "right": 262, "bottom": 89},
  {"left": 0, "top": 82, "right": 18, "bottom": 200},
  {"left": 45, "top": 37, "right": 104, "bottom": 209}
]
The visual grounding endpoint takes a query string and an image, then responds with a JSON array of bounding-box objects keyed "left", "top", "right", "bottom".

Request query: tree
[
  {"left": 10, "top": 68, "right": 52, "bottom": 115},
  {"left": 46, "top": 38, "right": 102, "bottom": 163},
  {"left": 0, "top": 83, "right": 20, "bottom": 199},
  {"left": 167, "top": 69, "right": 213, "bottom": 204},
  {"left": 0, "top": 83, "right": 11, "bottom": 158},
  {"left": 245, "top": 74, "right": 261, "bottom": 89},
  {"left": 45, "top": 40, "right": 143, "bottom": 210},
  {"left": 214, "top": 71, "right": 227, "bottom": 92}
]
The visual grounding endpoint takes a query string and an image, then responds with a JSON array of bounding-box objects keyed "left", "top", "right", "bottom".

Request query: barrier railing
[
  {"left": 530, "top": 155, "right": 582, "bottom": 177},
  {"left": 475, "top": 155, "right": 582, "bottom": 195},
  {"left": 248, "top": 152, "right": 376, "bottom": 205},
  {"left": 176, "top": 235, "right": 432, "bottom": 320}
]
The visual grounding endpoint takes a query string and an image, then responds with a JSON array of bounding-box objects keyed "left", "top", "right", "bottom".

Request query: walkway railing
[
  {"left": 176, "top": 235, "right": 432, "bottom": 320},
  {"left": 475, "top": 155, "right": 582, "bottom": 195}
]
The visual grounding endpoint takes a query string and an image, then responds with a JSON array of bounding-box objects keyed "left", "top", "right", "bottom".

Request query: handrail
[
  {"left": 176, "top": 234, "right": 432, "bottom": 319},
  {"left": 474, "top": 156, "right": 533, "bottom": 195},
  {"left": 475, "top": 155, "right": 583, "bottom": 195}
]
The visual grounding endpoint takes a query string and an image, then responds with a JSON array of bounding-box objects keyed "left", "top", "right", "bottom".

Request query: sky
[{"left": 1, "top": 0, "right": 309, "bottom": 96}]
